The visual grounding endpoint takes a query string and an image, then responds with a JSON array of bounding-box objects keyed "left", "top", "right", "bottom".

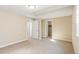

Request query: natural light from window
[
  {"left": 50, "top": 39, "right": 56, "bottom": 42},
  {"left": 76, "top": 7, "right": 79, "bottom": 37}
]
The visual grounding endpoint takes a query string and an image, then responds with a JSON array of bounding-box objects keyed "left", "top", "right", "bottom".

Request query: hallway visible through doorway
[{"left": 48, "top": 21, "right": 52, "bottom": 38}]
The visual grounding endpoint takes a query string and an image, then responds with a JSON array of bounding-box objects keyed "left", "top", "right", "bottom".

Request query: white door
[
  {"left": 26, "top": 19, "right": 32, "bottom": 38},
  {"left": 32, "top": 20, "right": 39, "bottom": 39}
]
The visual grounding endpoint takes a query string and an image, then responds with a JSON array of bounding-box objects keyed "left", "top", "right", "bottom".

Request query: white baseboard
[
  {"left": 0, "top": 38, "right": 28, "bottom": 48},
  {"left": 54, "top": 38, "right": 72, "bottom": 42}
]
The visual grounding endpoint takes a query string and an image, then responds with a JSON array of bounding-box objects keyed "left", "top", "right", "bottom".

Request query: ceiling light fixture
[{"left": 26, "top": 5, "right": 38, "bottom": 9}]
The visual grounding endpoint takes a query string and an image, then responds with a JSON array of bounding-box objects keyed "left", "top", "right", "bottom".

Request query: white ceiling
[
  {"left": 0, "top": 5, "right": 52, "bottom": 15},
  {"left": 0, "top": 5, "right": 72, "bottom": 18},
  {"left": 36, "top": 6, "right": 73, "bottom": 19}
]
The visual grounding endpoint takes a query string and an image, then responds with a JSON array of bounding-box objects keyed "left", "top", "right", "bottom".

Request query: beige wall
[
  {"left": 41, "top": 20, "right": 45, "bottom": 37},
  {"left": 41, "top": 20, "right": 48, "bottom": 38},
  {"left": 52, "top": 16, "right": 72, "bottom": 42},
  {"left": 0, "top": 11, "right": 26, "bottom": 48}
]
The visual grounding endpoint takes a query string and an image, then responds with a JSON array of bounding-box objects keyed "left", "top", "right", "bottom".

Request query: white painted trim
[
  {"left": 0, "top": 38, "right": 28, "bottom": 48},
  {"left": 54, "top": 38, "right": 72, "bottom": 42}
]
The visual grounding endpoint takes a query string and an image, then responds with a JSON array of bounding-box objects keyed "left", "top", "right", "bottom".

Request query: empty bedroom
[{"left": 0, "top": 5, "right": 77, "bottom": 54}]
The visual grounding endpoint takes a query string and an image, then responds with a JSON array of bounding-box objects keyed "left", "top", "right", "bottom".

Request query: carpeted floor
[{"left": 0, "top": 38, "right": 74, "bottom": 54}]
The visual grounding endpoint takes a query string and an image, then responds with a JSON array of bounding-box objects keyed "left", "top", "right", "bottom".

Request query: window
[{"left": 76, "top": 6, "right": 79, "bottom": 37}]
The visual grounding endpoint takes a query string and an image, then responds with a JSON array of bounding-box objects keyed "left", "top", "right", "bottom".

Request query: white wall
[{"left": 0, "top": 11, "right": 26, "bottom": 48}]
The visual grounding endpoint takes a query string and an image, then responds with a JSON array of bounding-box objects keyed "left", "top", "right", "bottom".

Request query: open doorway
[{"left": 48, "top": 21, "right": 52, "bottom": 38}]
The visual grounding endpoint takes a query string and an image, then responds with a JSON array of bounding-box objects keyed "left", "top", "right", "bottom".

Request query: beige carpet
[{"left": 0, "top": 38, "right": 74, "bottom": 54}]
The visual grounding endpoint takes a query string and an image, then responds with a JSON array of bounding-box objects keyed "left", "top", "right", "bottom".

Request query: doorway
[{"left": 48, "top": 21, "right": 52, "bottom": 38}]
